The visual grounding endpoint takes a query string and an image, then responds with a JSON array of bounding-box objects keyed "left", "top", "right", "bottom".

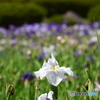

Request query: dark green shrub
[
  {"left": 0, "top": 3, "right": 47, "bottom": 27},
  {"left": 87, "top": 5, "right": 100, "bottom": 22},
  {"left": 0, "top": 0, "right": 33, "bottom": 2},
  {"left": 45, "top": 15, "right": 76, "bottom": 25},
  {"left": 35, "top": 0, "right": 96, "bottom": 18}
]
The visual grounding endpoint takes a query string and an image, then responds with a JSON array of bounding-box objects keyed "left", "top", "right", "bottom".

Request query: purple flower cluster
[{"left": 0, "top": 21, "right": 100, "bottom": 39}]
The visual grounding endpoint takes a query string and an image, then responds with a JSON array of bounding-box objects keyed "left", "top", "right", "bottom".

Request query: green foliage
[
  {"left": 87, "top": 5, "right": 100, "bottom": 22},
  {"left": 0, "top": 33, "right": 100, "bottom": 100},
  {"left": 35, "top": 0, "right": 96, "bottom": 18},
  {"left": 46, "top": 15, "right": 76, "bottom": 25},
  {"left": 0, "top": 0, "right": 32, "bottom": 2},
  {"left": 0, "top": 3, "right": 47, "bottom": 27}
]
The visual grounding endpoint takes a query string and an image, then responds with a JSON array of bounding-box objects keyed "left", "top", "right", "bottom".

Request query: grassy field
[{"left": 0, "top": 22, "right": 100, "bottom": 100}]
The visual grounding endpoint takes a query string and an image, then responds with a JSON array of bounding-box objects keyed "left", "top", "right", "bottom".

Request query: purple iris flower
[
  {"left": 11, "top": 35, "right": 16, "bottom": 39},
  {"left": 38, "top": 52, "right": 45, "bottom": 61},
  {"left": 89, "top": 23, "right": 95, "bottom": 29},
  {"left": 82, "top": 62, "right": 89, "bottom": 67},
  {"left": 46, "top": 98, "right": 51, "bottom": 100},
  {"left": 72, "top": 75, "right": 80, "bottom": 78},
  {"left": 89, "top": 22, "right": 99, "bottom": 29},
  {"left": 62, "top": 19, "right": 68, "bottom": 24},
  {"left": 48, "top": 23, "right": 57, "bottom": 31},
  {"left": 73, "top": 50, "right": 82, "bottom": 57},
  {"left": 83, "top": 29, "right": 89, "bottom": 35},
  {"left": 88, "top": 41, "right": 95, "bottom": 46},
  {"left": 8, "top": 24, "right": 16, "bottom": 30},
  {"left": 86, "top": 55, "right": 95, "bottom": 62},
  {"left": 66, "top": 32, "right": 73, "bottom": 36},
  {"left": 21, "top": 72, "right": 35, "bottom": 82},
  {"left": 0, "top": 52, "right": 10, "bottom": 57}
]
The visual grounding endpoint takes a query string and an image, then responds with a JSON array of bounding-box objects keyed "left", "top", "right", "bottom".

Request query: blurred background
[
  {"left": 0, "top": 1, "right": 100, "bottom": 100},
  {"left": 0, "top": 0, "right": 100, "bottom": 27}
]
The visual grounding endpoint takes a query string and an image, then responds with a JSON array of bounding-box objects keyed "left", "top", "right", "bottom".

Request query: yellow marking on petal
[{"left": 51, "top": 67, "right": 57, "bottom": 71}]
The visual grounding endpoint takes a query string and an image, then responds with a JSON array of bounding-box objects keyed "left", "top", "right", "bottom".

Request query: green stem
[
  {"left": 6, "top": 93, "right": 10, "bottom": 100},
  {"left": 29, "top": 82, "right": 35, "bottom": 100},
  {"left": 50, "top": 85, "right": 58, "bottom": 99},
  {"left": 35, "top": 90, "right": 38, "bottom": 100}
]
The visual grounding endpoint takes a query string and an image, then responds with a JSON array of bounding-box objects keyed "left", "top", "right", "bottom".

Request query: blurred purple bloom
[
  {"left": 56, "top": 24, "right": 62, "bottom": 32},
  {"left": 86, "top": 55, "right": 95, "bottom": 62},
  {"left": 9, "top": 24, "right": 16, "bottom": 30},
  {"left": 83, "top": 29, "right": 89, "bottom": 35},
  {"left": 88, "top": 41, "right": 95, "bottom": 46},
  {"left": 11, "top": 35, "right": 16, "bottom": 39},
  {"left": 73, "top": 50, "right": 82, "bottom": 57},
  {"left": 82, "top": 62, "right": 89, "bottom": 67},
  {"left": 48, "top": 23, "right": 61, "bottom": 35},
  {"left": 46, "top": 98, "right": 51, "bottom": 100},
  {"left": 72, "top": 75, "right": 80, "bottom": 78},
  {"left": 38, "top": 52, "right": 45, "bottom": 61},
  {"left": 66, "top": 32, "right": 73, "bottom": 36},
  {"left": 89, "top": 22, "right": 100, "bottom": 29},
  {"left": 62, "top": 76, "right": 67, "bottom": 82},
  {"left": 21, "top": 72, "right": 35, "bottom": 82},
  {"left": 89, "top": 23, "right": 95, "bottom": 29},
  {"left": 62, "top": 19, "right": 68, "bottom": 24},
  {"left": 0, "top": 52, "right": 10, "bottom": 57}
]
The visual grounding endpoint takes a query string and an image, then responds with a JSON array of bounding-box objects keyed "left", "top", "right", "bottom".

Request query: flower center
[{"left": 51, "top": 66, "right": 57, "bottom": 71}]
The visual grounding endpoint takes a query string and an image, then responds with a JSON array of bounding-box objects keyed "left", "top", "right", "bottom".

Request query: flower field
[{"left": 0, "top": 22, "right": 100, "bottom": 100}]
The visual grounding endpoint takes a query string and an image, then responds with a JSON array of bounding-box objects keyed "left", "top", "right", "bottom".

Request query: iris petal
[
  {"left": 47, "top": 91, "right": 54, "bottom": 99},
  {"left": 34, "top": 67, "right": 49, "bottom": 79},
  {"left": 38, "top": 93, "right": 47, "bottom": 100},
  {"left": 60, "top": 67, "right": 74, "bottom": 76},
  {"left": 46, "top": 71, "right": 62, "bottom": 86}
]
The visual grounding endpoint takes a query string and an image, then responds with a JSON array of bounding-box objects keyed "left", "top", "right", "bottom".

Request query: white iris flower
[
  {"left": 34, "top": 54, "right": 74, "bottom": 86},
  {"left": 43, "top": 45, "right": 57, "bottom": 58},
  {"left": 38, "top": 91, "right": 53, "bottom": 100}
]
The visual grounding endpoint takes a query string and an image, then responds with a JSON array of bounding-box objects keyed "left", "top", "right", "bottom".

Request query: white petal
[
  {"left": 43, "top": 47, "right": 48, "bottom": 52},
  {"left": 34, "top": 71, "right": 40, "bottom": 78},
  {"left": 94, "top": 82, "right": 100, "bottom": 88},
  {"left": 49, "top": 45, "right": 55, "bottom": 51},
  {"left": 56, "top": 68, "right": 65, "bottom": 79},
  {"left": 38, "top": 93, "right": 47, "bottom": 100},
  {"left": 47, "top": 91, "right": 54, "bottom": 99},
  {"left": 34, "top": 67, "right": 49, "bottom": 79},
  {"left": 47, "top": 54, "right": 58, "bottom": 67},
  {"left": 60, "top": 67, "right": 74, "bottom": 76},
  {"left": 46, "top": 71, "right": 62, "bottom": 86},
  {"left": 42, "top": 61, "right": 47, "bottom": 67},
  {"left": 42, "top": 61, "right": 52, "bottom": 68},
  {"left": 93, "top": 88, "right": 100, "bottom": 92}
]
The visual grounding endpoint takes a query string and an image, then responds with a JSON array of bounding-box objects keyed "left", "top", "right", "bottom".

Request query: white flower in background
[
  {"left": 27, "top": 50, "right": 32, "bottom": 55},
  {"left": 57, "top": 36, "right": 66, "bottom": 44},
  {"left": 57, "top": 36, "right": 62, "bottom": 41},
  {"left": 38, "top": 91, "right": 53, "bottom": 100},
  {"left": 90, "top": 36, "right": 97, "bottom": 42},
  {"left": 43, "top": 45, "right": 57, "bottom": 58},
  {"left": 0, "top": 39, "right": 6, "bottom": 44},
  {"left": 9, "top": 39, "right": 17, "bottom": 45},
  {"left": 78, "top": 44, "right": 87, "bottom": 50},
  {"left": 68, "top": 38, "right": 77, "bottom": 46},
  {"left": 34, "top": 54, "right": 74, "bottom": 86},
  {"left": 0, "top": 46, "right": 4, "bottom": 51},
  {"left": 21, "top": 40, "right": 28, "bottom": 46},
  {"left": 93, "top": 82, "right": 100, "bottom": 92}
]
